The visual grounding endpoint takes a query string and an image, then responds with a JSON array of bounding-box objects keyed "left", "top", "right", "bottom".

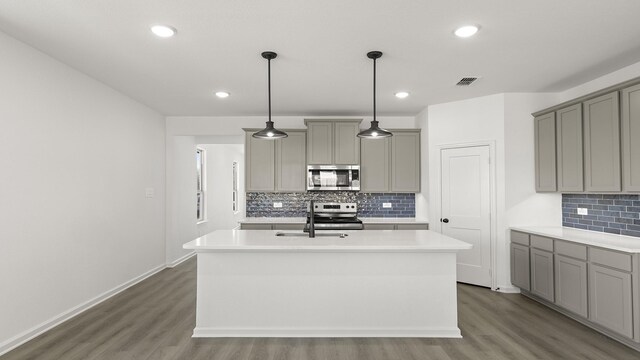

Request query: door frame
[{"left": 434, "top": 140, "right": 498, "bottom": 290}]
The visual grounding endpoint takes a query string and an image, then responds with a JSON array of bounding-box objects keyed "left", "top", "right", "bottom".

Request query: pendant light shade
[
  {"left": 358, "top": 51, "right": 392, "bottom": 139},
  {"left": 253, "top": 51, "right": 287, "bottom": 140}
]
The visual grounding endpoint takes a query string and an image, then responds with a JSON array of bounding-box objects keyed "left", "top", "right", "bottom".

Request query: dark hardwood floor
[{"left": 2, "top": 257, "right": 638, "bottom": 360}]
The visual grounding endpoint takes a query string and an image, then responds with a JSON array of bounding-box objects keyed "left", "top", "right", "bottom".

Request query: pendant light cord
[
  {"left": 268, "top": 58, "right": 272, "bottom": 123},
  {"left": 373, "top": 57, "right": 376, "bottom": 122}
]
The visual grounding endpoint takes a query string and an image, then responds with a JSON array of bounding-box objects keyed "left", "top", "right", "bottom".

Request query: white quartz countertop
[
  {"left": 510, "top": 226, "right": 640, "bottom": 253},
  {"left": 184, "top": 229, "right": 470, "bottom": 252},
  {"left": 238, "top": 217, "right": 429, "bottom": 225}
]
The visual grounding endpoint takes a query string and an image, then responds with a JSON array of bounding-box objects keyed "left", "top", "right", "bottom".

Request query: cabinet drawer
[
  {"left": 511, "top": 231, "right": 530, "bottom": 246},
  {"left": 530, "top": 235, "right": 554, "bottom": 252},
  {"left": 363, "top": 224, "right": 395, "bottom": 230},
  {"left": 396, "top": 224, "right": 429, "bottom": 230},
  {"left": 272, "top": 224, "right": 305, "bottom": 231},
  {"left": 590, "top": 248, "right": 632, "bottom": 272},
  {"left": 240, "top": 224, "right": 273, "bottom": 230},
  {"left": 555, "top": 241, "right": 587, "bottom": 261}
]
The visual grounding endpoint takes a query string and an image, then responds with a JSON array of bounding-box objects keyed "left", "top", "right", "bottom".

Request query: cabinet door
[
  {"left": 307, "top": 122, "right": 333, "bottom": 164},
  {"left": 276, "top": 131, "right": 306, "bottom": 192},
  {"left": 621, "top": 84, "right": 640, "bottom": 191},
  {"left": 245, "top": 132, "right": 275, "bottom": 191},
  {"left": 511, "top": 244, "right": 530, "bottom": 291},
  {"left": 334, "top": 122, "right": 360, "bottom": 164},
  {"left": 390, "top": 131, "right": 420, "bottom": 192},
  {"left": 534, "top": 113, "right": 557, "bottom": 192},
  {"left": 584, "top": 92, "right": 621, "bottom": 191},
  {"left": 556, "top": 104, "right": 584, "bottom": 192},
  {"left": 530, "top": 249, "right": 554, "bottom": 302},
  {"left": 589, "top": 264, "right": 633, "bottom": 338},
  {"left": 360, "top": 137, "right": 390, "bottom": 192},
  {"left": 555, "top": 255, "right": 588, "bottom": 318}
]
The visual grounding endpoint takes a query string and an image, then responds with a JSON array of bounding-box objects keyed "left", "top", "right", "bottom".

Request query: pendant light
[
  {"left": 253, "top": 51, "right": 288, "bottom": 139},
  {"left": 357, "top": 51, "right": 393, "bottom": 139}
]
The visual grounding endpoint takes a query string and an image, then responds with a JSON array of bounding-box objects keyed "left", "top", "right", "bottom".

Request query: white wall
[
  {"left": 415, "top": 108, "right": 429, "bottom": 220},
  {"left": 0, "top": 31, "right": 165, "bottom": 353},
  {"left": 197, "top": 144, "right": 245, "bottom": 235}
]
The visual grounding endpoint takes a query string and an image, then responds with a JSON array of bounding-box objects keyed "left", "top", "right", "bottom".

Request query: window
[
  {"left": 196, "top": 148, "right": 206, "bottom": 222},
  {"left": 232, "top": 161, "right": 239, "bottom": 213}
]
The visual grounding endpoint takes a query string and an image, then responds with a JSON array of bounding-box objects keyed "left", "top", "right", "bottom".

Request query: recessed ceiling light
[
  {"left": 151, "top": 25, "right": 177, "bottom": 38},
  {"left": 454, "top": 25, "right": 479, "bottom": 38},
  {"left": 215, "top": 91, "right": 230, "bottom": 98},
  {"left": 395, "top": 91, "right": 410, "bottom": 99}
]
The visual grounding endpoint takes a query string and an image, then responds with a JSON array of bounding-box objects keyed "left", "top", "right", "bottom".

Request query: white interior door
[{"left": 441, "top": 145, "right": 492, "bottom": 287}]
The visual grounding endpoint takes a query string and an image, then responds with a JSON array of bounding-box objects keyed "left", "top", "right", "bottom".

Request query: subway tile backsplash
[
  {"left": 246, "top": 192, "right": 415, "bottom": 218},
  {"left": 562, "top": 194, "right": 640, "bottom": 237}
]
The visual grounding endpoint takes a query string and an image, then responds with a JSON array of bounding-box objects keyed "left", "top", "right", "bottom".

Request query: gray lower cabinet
[
  {"left": 583, "top": 91, "right": 621, "bottom": 192},
  {"left": 530, "top": 248, "right": 554, "bottom": 302},
  {"left": 272, "top": 223, "right": 305, "bottom": 231},
  {"left": 510, "top": 243, "right": 531, "bottom": 291},
  {"left": 360, "top": 137, "right": 390, "bottom": 192},
  {"left": 390, "top": 130, "right": 421, "bottom": 192},
  {"left": 275, "top": 131, "right": 306, "bottom": 192},
  {"left": 589, "top": 264, "right": 633, "bottom": 338},
  {"left": 554, "top": 255, "right": 588, "bottom": 317},
  {"left": 534, "top": 113, "right": 557, "bottom": 192},
  {"left": 556, "top": 104, "right": 584, "bottom": 192},
  {"left": 245, "top": 132, "right": 275, "bottom": 191},
  {"left": 363, "top": 224, "right": 395, "bottom": 230},
  {"left": 621, "top": 83, "right": 640, "bottom": 191}
]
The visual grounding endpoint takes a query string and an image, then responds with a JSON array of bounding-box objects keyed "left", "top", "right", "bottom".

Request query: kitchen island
[{"left": 183, "top": 229, "right": 471, "bottom": 338}]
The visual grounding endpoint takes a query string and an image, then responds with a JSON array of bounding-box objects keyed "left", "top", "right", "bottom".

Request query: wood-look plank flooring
[{"left": 2, "top": 257, "right": 638, "bottom": 360}]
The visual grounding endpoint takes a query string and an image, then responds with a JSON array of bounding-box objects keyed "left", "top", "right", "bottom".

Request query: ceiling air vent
[{"left": 456, "top": 77, "right": 479, "bottom": 86}]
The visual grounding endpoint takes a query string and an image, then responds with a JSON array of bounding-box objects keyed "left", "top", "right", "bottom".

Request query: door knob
[{"left": 442, "top": 218, "right": 449, "bottom": 223}]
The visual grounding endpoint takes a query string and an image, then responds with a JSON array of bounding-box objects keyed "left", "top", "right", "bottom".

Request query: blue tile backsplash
[
  {"left": 246, "top": 192, "right": 415, "bottom": 218},
  {"left": 562, "top": 194, "right": 640, "bottom": 237}
]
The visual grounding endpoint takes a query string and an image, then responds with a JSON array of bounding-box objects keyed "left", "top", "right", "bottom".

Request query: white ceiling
[{"left": 1, "top": 0, "right": 640, "bottom": 116}]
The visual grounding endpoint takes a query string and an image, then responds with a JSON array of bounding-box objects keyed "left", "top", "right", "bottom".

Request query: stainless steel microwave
[{"left": 307, "top": 165, "right": 360, "bottom": 191}]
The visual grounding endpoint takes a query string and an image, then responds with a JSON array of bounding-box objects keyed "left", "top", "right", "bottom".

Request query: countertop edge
[{"left": 510, "top": 226, "right": 640, "bottom": 253}]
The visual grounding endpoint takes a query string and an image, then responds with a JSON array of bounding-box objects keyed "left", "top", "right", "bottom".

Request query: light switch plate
[
  {"left": 145, "top": 188, "right": 155, "bottom": 198},
  {"left": 383, "top": 203, "right": 392, "bottom": 208},
  {"left": 577, "top": 208, "right": 588, "bottom": 215},
  {"left": 273, "top": 202, "right": 283, "bottom": 208}
]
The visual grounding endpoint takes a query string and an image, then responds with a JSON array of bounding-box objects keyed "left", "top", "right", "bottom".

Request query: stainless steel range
[{"left": 304, "top": 202, "right": 363, "bottom": 231}]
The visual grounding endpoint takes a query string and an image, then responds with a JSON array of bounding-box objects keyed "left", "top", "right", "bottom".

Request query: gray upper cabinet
[
  {"left": 306, "top": 121, "right": 333, "bottom": 164},
  {"left": 245, "top": 131, "right": 275, "bottom": 192},
  {"left": 556, "top": 105, "right": 584, "bottom": 192},
  {"left": 275, "top": 131, "right": 306, "bottom": 192},
  {"left": 360, "top": 137, "right": 390, "bottom": 192},
  {"left": 621, "top": 84, "right": 640, "bottom": 192},
  {"left": 583, "top": 92, "right": 621, "bottom": 192},
  {"left": 391, "top": 130, "right": 421, "bottom": 192},
  {"left": 334, "top": 122, "right": 360, "bottom": 164},
  {"left": 305, "top": 120, "right": 361, "bottom": 165},
  {"left": 535, "top": 113, "right": 557, "bottom": 192}
]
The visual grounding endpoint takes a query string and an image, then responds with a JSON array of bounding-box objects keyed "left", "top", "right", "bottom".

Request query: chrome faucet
[{"left": 308, "top": 200, "right": 315, "bottom": 238}]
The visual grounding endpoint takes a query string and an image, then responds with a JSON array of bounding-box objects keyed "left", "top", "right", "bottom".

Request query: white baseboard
[
  {"left": 495, "top": 286, "right": 521, "bottom": 294},
  {"left": 192, "top": 327, "right": 462, "bottom": 338},
  {"left": 166, "top": 251, "right": 195, "bottom": 268},
  {"left": 0, "top": 263, "right": 167, "bottom": 357}
]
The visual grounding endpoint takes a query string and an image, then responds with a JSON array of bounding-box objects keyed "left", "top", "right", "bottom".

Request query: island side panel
[{"left": 193, "top": 251, "right": 460, "bottom": 337}]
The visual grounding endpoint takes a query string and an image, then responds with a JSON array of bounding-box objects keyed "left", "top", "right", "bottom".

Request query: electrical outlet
[
  {"left": 577, "top": 208, "right": 588, "bottom": 215},
  {"left": 383, "top": 203, "right": 392, "bottom": 208},
  {"left": 273, "top": 202, "right": 283, "bottom": 208}
]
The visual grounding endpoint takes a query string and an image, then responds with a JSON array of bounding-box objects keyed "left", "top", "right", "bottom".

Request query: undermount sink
[{"left": 275, "top": 232, "right": 348, "bottom": 238}]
